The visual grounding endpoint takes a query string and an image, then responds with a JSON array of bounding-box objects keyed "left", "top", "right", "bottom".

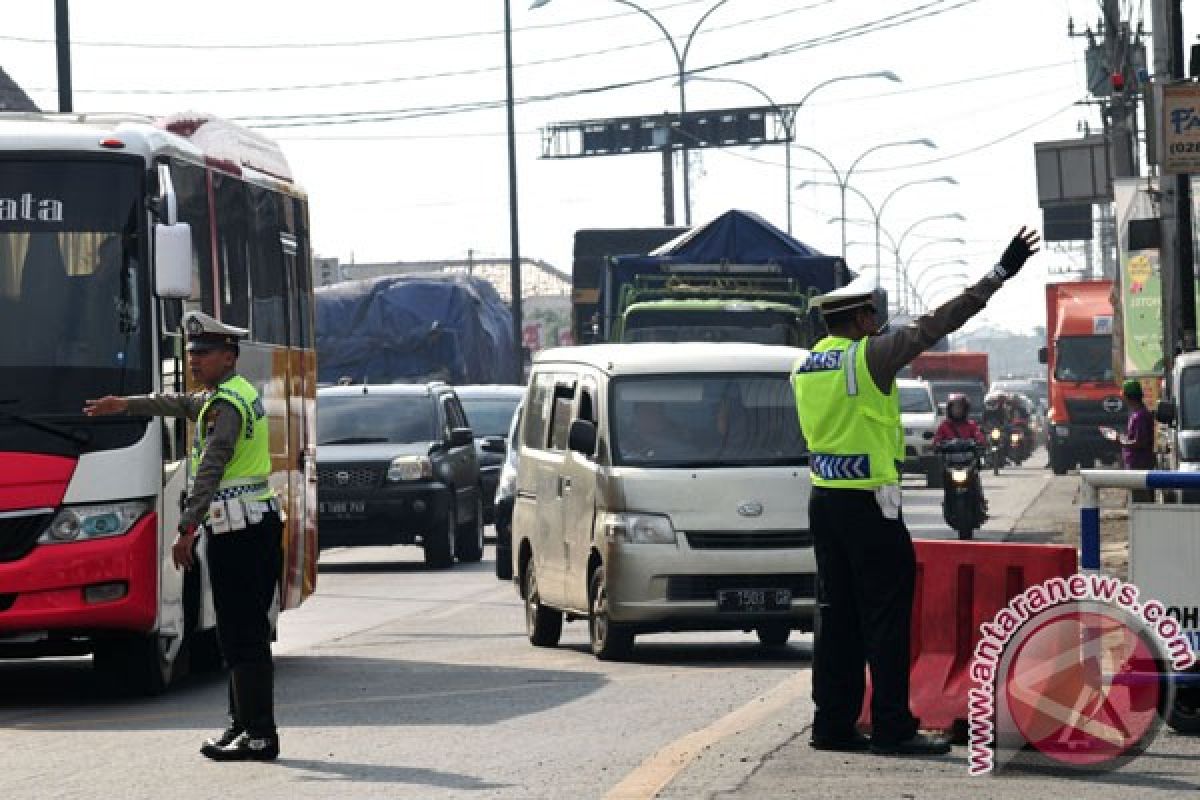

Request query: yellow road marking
[{"left": 604, "top": 669, "right": 811, "bottom": 800}]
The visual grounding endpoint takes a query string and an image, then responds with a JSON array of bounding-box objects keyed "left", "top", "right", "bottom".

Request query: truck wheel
[
  {"left": 94, "top": 634, "right": 174, "bottom": 696},
  {"left": 424, "top": 507, "right": 457, "bottom": 568},
  {"left": 524, "top": 561, "right": 562, "bottom": 647},
  {"left": 589, "top": 566, "right": 634, "bottom": 661},
  {"left": 1168, "top": 687, "right": 1200, "bottom": 734},
  {"left": 456, "top": 494, "right": 485, "bottom": 564}
]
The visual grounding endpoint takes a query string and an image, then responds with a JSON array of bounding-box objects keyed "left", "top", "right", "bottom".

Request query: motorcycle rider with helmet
[{"left": 933, "top": 393, "right": 987, "bottom": 517}]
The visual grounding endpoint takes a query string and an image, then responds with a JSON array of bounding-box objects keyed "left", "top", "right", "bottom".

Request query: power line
[
  {"left": 236, "top": 0, "right": 986, "bottom": 128},
  {"left": 23, "top": 0, "right": 835, "bottom": 96},
  {"left": 0, "top": 0, "right": 724, "bottom": 49}
]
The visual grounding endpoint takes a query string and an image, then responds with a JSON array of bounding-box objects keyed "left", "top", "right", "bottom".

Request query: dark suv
[
  {"left": 453, "top": 385, "right": 525, "bottom": 524},
  {"left": 316, "top": 382, "right": 484, "bottom": 567}
]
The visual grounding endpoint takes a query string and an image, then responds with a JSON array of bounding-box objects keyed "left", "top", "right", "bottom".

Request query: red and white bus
[{"left": 0, "top": 112, "right": 318, "bottom": 693}]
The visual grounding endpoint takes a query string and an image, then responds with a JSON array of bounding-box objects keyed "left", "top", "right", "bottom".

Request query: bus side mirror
[
  {"left": 155, "top": 222, "right": 193, "bottom": 299},
  {"left": 1037, "top": 346, "right": 1048, "bottom": 364},
  {"left": 1157, "top": 400, "right": 1177, "bottom": 426}
]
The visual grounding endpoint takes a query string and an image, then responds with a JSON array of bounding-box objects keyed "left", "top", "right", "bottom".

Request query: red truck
[
  {"left": 1038, "top": 280, "right": 1122, "bottom": 474},
  {"left": 909, "top": 351, "right": 990, "bottom": 423}
]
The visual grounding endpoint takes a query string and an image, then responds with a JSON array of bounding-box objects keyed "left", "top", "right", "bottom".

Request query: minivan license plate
[{"left": 717, "top": 588, "right": 791, "bottom": 612}]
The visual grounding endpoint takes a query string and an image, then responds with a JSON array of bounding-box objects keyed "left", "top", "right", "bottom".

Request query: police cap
[
  {"left": 809, "top": 273, "right": 881, "bottom": 316},
  {"left": 184, "top": 310, "right": 248, "bottom": 353}
]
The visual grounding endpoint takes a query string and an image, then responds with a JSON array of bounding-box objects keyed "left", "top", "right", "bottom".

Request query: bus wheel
[{"left": 94, "top": 634, "right": 174, "bottom": 696}]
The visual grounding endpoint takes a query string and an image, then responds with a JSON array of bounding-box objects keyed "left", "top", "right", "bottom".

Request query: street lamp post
[
  {"left": 901, "top": 236, "right": 966, "bottom": 313},
  {"left": 895, "top": 214, "right": 966, "bottom": 312},
  {"left": 874, "top": 176, "right": 957, "bottom": 280},
  {"left": 913, "top": 270, "right": 969, "bottom": 301},
  {"left": 538, "top": 0, "right": 734, "bottom": 225}
]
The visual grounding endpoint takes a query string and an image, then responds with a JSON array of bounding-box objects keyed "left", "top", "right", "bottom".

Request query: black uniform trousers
[
  {"left": 206, "top": 511, "right": 283, "bottom": 737},
  {"left": 810, "top": 486, "right": 919, "bottom": 746}
]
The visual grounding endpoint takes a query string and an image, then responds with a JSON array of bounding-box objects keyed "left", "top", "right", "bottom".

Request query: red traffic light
[{"left": 1111, "top": 72, "right": 1125, "bottom": 92}]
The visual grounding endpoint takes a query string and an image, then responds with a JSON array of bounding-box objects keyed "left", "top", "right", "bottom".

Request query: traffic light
[{"left": 1110, "top": 71, "right": 1126, "bottom": 95}]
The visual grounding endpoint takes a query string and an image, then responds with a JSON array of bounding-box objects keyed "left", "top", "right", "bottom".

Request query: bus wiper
[{"left": 0, "top": 400, "right": 91, "bottom": 448}]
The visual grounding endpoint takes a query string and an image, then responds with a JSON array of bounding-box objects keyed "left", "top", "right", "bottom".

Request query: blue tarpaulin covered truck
[
  {"left": 315, "top": 274, "right": 517, "bottom": 385},
  {"left": 586, "top": 210, "right": 852, "bottom": 348}
]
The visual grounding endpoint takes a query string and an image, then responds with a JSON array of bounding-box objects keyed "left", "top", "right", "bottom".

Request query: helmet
[
  {"left": 983, "top": 391, "right": 1008, "bottom": 412},
  {"left": 946, "top": 392, "right": 969, "bottom": 420}
]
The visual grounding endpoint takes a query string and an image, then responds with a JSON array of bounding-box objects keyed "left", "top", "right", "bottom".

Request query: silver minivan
[{"left": 511, "top": 343, "right": 815, "bottom": 660}]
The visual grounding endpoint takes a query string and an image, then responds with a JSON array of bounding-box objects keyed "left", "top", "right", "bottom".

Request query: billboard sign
[
  {"left": 1162, "top": 83, "right": 1200, "bottom": 175},
  {"left": 1114, "top": 178, "right": 1163, "bottom": 377}
]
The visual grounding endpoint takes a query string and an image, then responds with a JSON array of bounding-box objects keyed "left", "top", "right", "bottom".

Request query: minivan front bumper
[{"left": 604, "top": 534, "right": 816, "bottom": 632}]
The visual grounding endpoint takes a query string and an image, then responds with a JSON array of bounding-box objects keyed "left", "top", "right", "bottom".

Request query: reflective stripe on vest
[
  {"left": 792, "top": 335, "right": 901, "bottom": 489},
  {"left": 190, "top": 374, "right": 274, "bottom": 500}
]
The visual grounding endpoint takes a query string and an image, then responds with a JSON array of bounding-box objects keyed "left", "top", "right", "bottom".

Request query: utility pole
[
  {"left": 1153, "top": 0, "right": 1197, "bottom": 377},
  {"left": 1102, "top": 0, "right": 1139, "bottom": 179},
  {"left": 54, "top": 0, "right": 72, "bottom": 112}
]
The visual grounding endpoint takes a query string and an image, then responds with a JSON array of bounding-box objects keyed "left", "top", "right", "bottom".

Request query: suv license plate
[
  {"left": 320, "top": 501, "right": 366, "bottom": 515},
  {"left": 717, "top": 588, "right": 791, "bottom": 612}
]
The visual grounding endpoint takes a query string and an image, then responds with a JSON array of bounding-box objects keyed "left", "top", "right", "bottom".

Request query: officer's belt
[{"left": 212, "top": 481, "right": 270, "bottom": 503}]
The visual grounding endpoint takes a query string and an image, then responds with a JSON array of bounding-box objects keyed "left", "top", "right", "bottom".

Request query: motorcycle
[
  {"left": 937, "top": 439, "right": 987, "bottom": 540},
  {"left": 983, "top": 424, "right": 1005, "bottom": 475},
  {"left": 1007, "top": 421, "right": 1034, "bottom": 465}
]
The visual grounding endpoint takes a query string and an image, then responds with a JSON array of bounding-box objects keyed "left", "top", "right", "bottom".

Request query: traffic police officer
[
  {"left": 792, "top": 228, "right": 1040, "bottom": 756},
  {"left": 84, "top": 311, "right": 283, "bottom": 762}
]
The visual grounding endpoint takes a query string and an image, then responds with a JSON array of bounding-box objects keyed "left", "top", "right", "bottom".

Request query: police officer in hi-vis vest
[
  {"left": 85, "top": 311, "right": 283, "bottom": 762},
  {"left": 792, "top": 228, "right": 1040, "bottom": 756}
]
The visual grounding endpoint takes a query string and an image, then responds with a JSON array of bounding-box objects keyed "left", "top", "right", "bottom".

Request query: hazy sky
[{"left": 4, "top": 0, "right": 1186, "bottom": 333}]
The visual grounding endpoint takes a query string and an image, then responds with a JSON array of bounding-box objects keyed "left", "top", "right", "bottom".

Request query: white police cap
[
  {"left": 184, "top": 310, "right": 248, "bottom": 352},
  {"left": 809, "top": 273, "right": 883, "bottom": 316}
]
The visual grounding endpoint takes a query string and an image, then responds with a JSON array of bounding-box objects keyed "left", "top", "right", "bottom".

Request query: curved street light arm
[
  {"left": 897, "top": 214, "right": 966, "bottom": 258},
  {"left": 914, "top": 270, "right": 969, "bottom": 296},
  {"left": 792, "top": 145, "right": 844, "bottom": 186},
  {"left": 877, "top": 176, "right": 957, "bottom": 227},
  {"left": 681, "top": 0, "right": 733, "bottom": 66},
  {"left": 614, "top": 0, "right": 684, "bottom": 67}
]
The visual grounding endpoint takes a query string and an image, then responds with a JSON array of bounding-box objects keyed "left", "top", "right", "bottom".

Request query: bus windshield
[{"left": 0, "top": 159, "right": 151, "bottom": 454}]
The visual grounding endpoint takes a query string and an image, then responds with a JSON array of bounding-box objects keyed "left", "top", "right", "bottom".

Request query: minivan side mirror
[
  {"left": 1157, "top": 400, "right": 1177, "bottom": 426},
  {"left": 567, "top": 419, "right": 597, "bottom": 457},
  {"left": 1037, "top": 346, "right": 1048, "bottom": 365},
  {"left": 449, "top": 427, "right": 474, "bottom": 448}
]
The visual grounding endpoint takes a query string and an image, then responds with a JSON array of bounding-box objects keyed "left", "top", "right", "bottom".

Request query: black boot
[
  {"left": 201, "top": 674, "right": 243, "bottom": 751},
  {"left": 202, "top": 664, "right": 278, "bottom": 762}
]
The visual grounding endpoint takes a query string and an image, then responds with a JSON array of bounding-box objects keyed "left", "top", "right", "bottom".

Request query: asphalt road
[{"left": 1, "top": 454, "right": 1148, "bottom": 800}]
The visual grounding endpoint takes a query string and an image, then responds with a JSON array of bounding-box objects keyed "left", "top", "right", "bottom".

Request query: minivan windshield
[
  {"left": 611, "top": 373, "right": 805, "bottom": 467},
  {"left": 899, "top": 386, "right": 933, "bottom": 413},
  {"left": 317, "top": 394, "right": 436, "bottom": 444}
]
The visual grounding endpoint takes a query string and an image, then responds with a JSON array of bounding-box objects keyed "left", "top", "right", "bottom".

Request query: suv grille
[
  {"left": 666, "top": 573, "right": 816, "bottom": 601},
  {"left": 685, "top": 530, "right": 813, "bottom": 550},
  {"left": 317, "top": 466, "right": 384, "bottom": 490},
  {"left": 0, "top": 511, "right": 53, "bottom": 563}
]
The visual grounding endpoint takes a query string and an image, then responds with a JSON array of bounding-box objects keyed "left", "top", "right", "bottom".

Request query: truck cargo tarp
[
  {"left": 611, "top": 209, "right": 849, "bottom": 292},
  {"left": 315, "top": 274, "right": 517, "bottom": 385}
]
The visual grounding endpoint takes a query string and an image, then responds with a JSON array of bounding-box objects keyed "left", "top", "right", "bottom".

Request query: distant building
[{"left": 0, "top": 67, "right": 38, "bottom": 112}]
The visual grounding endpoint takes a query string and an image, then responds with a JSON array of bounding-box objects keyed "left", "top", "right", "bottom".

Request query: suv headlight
[
  {"left": 39, "top": 499, "right": 152, "bottom": 544},
  {"left": 387, "top": 455, "right": 434, "bottom": 482},
  {"left": 602, "top": 513, "right": 676, "bottom": 545}
]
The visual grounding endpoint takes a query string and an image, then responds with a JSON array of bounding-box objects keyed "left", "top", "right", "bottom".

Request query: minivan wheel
[
  {"left": 755, "top": 623, "right": 791, "bottom": 648},
  {"left": 523, "top": 562, "right": 562, "bottom": 647},
  {"left": 424, "top": 506, "right": 456, "bottom": 568},
  {"left": 456, "top": 494, "right": 485, "bottom": 563},
  {"left": 589, "top": 567, "right": 634, "bottom": 661}
]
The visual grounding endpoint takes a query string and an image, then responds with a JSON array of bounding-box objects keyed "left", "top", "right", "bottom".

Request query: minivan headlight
[
  {"left": 39, "top": 500, "right": 152, "bottom": 544},
  {"left": 387, "top": 455, "right": 433, "bottom": 482},
  {"left": 602, "top": 513, "right": 676, "bottom": 545}
]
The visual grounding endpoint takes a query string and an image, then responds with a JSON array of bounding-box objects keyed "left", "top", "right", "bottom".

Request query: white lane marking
[{"left": 604, "top": 669, "right": 812, "bottom": 800}]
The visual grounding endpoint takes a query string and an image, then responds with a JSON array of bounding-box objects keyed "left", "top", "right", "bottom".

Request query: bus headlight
[
  {"left": 602, "top": 513, "right": 677, "bottom": 545},
  {"left": 40, "top": 500, "right": 152, "bottom": 543},
  {"left": 387, "top": 455, "right": 433, "bottom": 482}
]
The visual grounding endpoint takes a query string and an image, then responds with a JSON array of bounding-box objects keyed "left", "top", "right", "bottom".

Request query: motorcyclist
[
  {"left": 981, "top": 391, "right": 1011, "bottom": 431},
  {"left": 933, "top": 393, "right": 987, "bottom": 517},
  {"left": 933, "top": 393, "right": 985, "bottom": 446}
]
